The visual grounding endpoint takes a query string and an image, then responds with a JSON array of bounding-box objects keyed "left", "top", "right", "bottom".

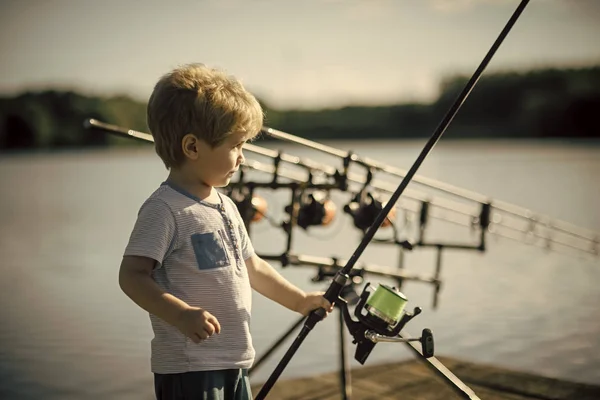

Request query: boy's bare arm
[
  {"left": 246, "top": 254, "right": 333, "bottom": 315},
  {"left": 119, "top": 256, "right": 189, "bottom": 325},
  {"left": 119, "top": 256, "right": 220, "bottom": 341}
]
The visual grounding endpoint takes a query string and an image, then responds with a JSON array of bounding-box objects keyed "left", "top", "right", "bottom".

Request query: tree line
[{"left": 1, "top": 65, "right": 598, "bottom": 151}]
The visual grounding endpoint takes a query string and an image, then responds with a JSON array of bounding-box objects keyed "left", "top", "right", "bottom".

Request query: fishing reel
[
  {"left": 344, "top": 191, "right": 396, "bottom": 231},
  {"left": 229, "top": 187, "right": 268, "bottom": 224},
  {"left": 295, "top": 191, "right": 337, "bottom": 230},
  {"left": 338, "top": 282, "right": 434, "bottom": 364}
]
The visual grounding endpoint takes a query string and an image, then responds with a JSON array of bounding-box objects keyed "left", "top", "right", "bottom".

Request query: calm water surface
[{"left": 1, "top": 139, "right": 599, "bottom": 399}]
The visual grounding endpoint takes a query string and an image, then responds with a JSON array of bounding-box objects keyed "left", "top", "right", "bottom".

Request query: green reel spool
[{"left": 365, "top": 284, "right": 408, "bottom": 325}]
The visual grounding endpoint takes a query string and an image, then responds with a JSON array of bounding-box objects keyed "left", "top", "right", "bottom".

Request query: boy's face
[{"left": 193, "top": 130, "right": 248, "bottom": 188}]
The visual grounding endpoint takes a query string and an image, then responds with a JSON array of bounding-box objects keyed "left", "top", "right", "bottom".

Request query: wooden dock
[{"left": 251, "top": 356, "right": 600, "bottom": 399}]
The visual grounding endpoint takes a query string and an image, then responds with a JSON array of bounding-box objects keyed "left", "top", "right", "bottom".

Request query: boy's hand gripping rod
[{"left": 255, "top": 1, "right": 530, "bottom": 399}]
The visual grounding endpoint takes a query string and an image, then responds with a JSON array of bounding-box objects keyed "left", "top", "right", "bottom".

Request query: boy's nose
[{"left": 238, "top": 151, "right": 245, "bottom": 166}]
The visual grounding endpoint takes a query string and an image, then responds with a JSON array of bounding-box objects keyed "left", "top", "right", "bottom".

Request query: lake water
[{"left": 1, "top": 139, "right": 599, "bottom": 399}]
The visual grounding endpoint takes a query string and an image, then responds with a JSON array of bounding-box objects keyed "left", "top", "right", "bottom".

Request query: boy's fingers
[
  {"left": 190, "top": 334, "right": 202, "bottom": 344},
  {"left": 208, "top": 316, "right": 221, "bottom": 334},
  {"left": 197, "top": 330, "right": 210, "bottom": 340},
  {"left": 204, "top": 323, "right": 216, "bottom": 336}
]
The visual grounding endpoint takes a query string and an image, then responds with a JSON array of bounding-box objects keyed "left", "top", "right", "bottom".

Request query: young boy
[{"left": 118, "top": 63, "right": 333, "bottom": 400}]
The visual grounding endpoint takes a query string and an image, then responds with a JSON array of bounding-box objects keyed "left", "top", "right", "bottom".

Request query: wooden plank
[{"left": 251, "top": 357, "right": 600, "bottom": 400}]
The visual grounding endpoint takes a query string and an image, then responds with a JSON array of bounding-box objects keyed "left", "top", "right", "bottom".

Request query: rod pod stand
[{"left": 338, "top": 282, "right": 434, "bottom": 364}]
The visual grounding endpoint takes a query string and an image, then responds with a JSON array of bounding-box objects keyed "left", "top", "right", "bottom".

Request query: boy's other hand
[
  {"left": 175, "top": 307, "right": 221, "bottom": 343},
  {"left": 296, "top": 292, "right": 334, "bottom": 317}
]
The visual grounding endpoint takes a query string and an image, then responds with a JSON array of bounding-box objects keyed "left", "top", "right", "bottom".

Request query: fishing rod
[
  {"left": 228, "top": 110, "right": 599, "bottom": 258},
  {"left": 240, "top": 141, "right": 555, "bottom": 258},
  {"left": 241, "top": 144, "right": 598, "bottom": 257},
  {"left": 102, "top": 103, "right": 590, "bottom": 260},
  {"left": 254, "top": 1, "right": 530, "bottom": 398},
  {"left": 261, "top": 127, "right": 599, "bottom": 249},
  {"left": 232, "top": 151, "right": 595, "bottom": 315},
  {"left": 83, "top": 112, "right": 593, "bottom": 306},
  {"left": 258, "top": 134, "right": 598, "bottom": 258}
]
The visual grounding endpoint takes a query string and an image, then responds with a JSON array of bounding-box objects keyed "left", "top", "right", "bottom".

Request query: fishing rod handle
[{"left": 305, "top": 271, "right": 349, "bottom": 329}]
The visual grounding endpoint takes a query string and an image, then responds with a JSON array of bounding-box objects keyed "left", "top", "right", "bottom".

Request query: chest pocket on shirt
[{"left": 191, "top": 231, "right": 230, "bottom": 270}]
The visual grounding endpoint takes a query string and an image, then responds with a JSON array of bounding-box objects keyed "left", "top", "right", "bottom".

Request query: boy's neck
[{"left": 166, "top": 169, "right": 217, "bottom": 203}]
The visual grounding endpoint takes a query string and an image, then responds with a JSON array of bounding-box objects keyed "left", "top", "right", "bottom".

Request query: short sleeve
[{"left": 124, "top": 198, "right": 177, "bottom": 267}]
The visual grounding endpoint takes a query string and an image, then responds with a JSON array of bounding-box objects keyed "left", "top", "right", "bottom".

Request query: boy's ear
[{"left": 181, "top": 134, "right": 200, "bottom": 160}]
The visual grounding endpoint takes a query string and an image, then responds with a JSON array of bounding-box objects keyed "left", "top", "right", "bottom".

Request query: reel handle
[{"left": 364, "top": 328, "right": 435, "bottom": 358}]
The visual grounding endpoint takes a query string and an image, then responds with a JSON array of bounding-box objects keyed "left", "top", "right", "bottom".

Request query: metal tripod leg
[
  {"left": 249, "top": 301, "right": 354, "bottom": 400},
  {"left": 338, "top": 303, "right": 352, "bottom": 400}
]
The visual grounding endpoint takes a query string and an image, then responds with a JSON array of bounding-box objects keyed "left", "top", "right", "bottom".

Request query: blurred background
[{"left": 0, "top": 0, "right": 599, "bottom": 399}]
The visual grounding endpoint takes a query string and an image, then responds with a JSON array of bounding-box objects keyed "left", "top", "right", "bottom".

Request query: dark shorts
[{"left": 154, "top": 369, "right": 252, "bottom": 400}]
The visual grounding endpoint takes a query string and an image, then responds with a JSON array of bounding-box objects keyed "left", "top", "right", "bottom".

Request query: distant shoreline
[{"left": 1, "top": 65, "right": 598, "bottom": 151}]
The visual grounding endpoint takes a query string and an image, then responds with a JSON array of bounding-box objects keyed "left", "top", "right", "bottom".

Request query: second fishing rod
[{"left": 254, "top": 1, "right": 531, "bottom": 399}]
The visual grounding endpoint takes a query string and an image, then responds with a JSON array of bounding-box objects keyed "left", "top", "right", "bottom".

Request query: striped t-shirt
[{"left": 124, "top": 182, "right": 255, "bottom": 374}]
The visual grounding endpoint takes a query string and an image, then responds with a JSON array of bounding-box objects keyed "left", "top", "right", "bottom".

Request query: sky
[{"left": 1, "top": 0, "right": 599, "bottom": 109}]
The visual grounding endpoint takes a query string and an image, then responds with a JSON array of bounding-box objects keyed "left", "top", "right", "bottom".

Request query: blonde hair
[{"left": 147, "top": 63, "right": 263, "bottom": 169}]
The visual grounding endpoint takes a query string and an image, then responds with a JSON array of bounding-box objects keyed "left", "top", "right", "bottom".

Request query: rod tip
[{"left": 83, "top": 118, "right": 96, "bottom": 129}]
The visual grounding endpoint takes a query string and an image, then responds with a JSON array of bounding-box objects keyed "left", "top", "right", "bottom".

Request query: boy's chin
[{"left": 213, "top": 176, "right": 232, "bottom": 188}]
